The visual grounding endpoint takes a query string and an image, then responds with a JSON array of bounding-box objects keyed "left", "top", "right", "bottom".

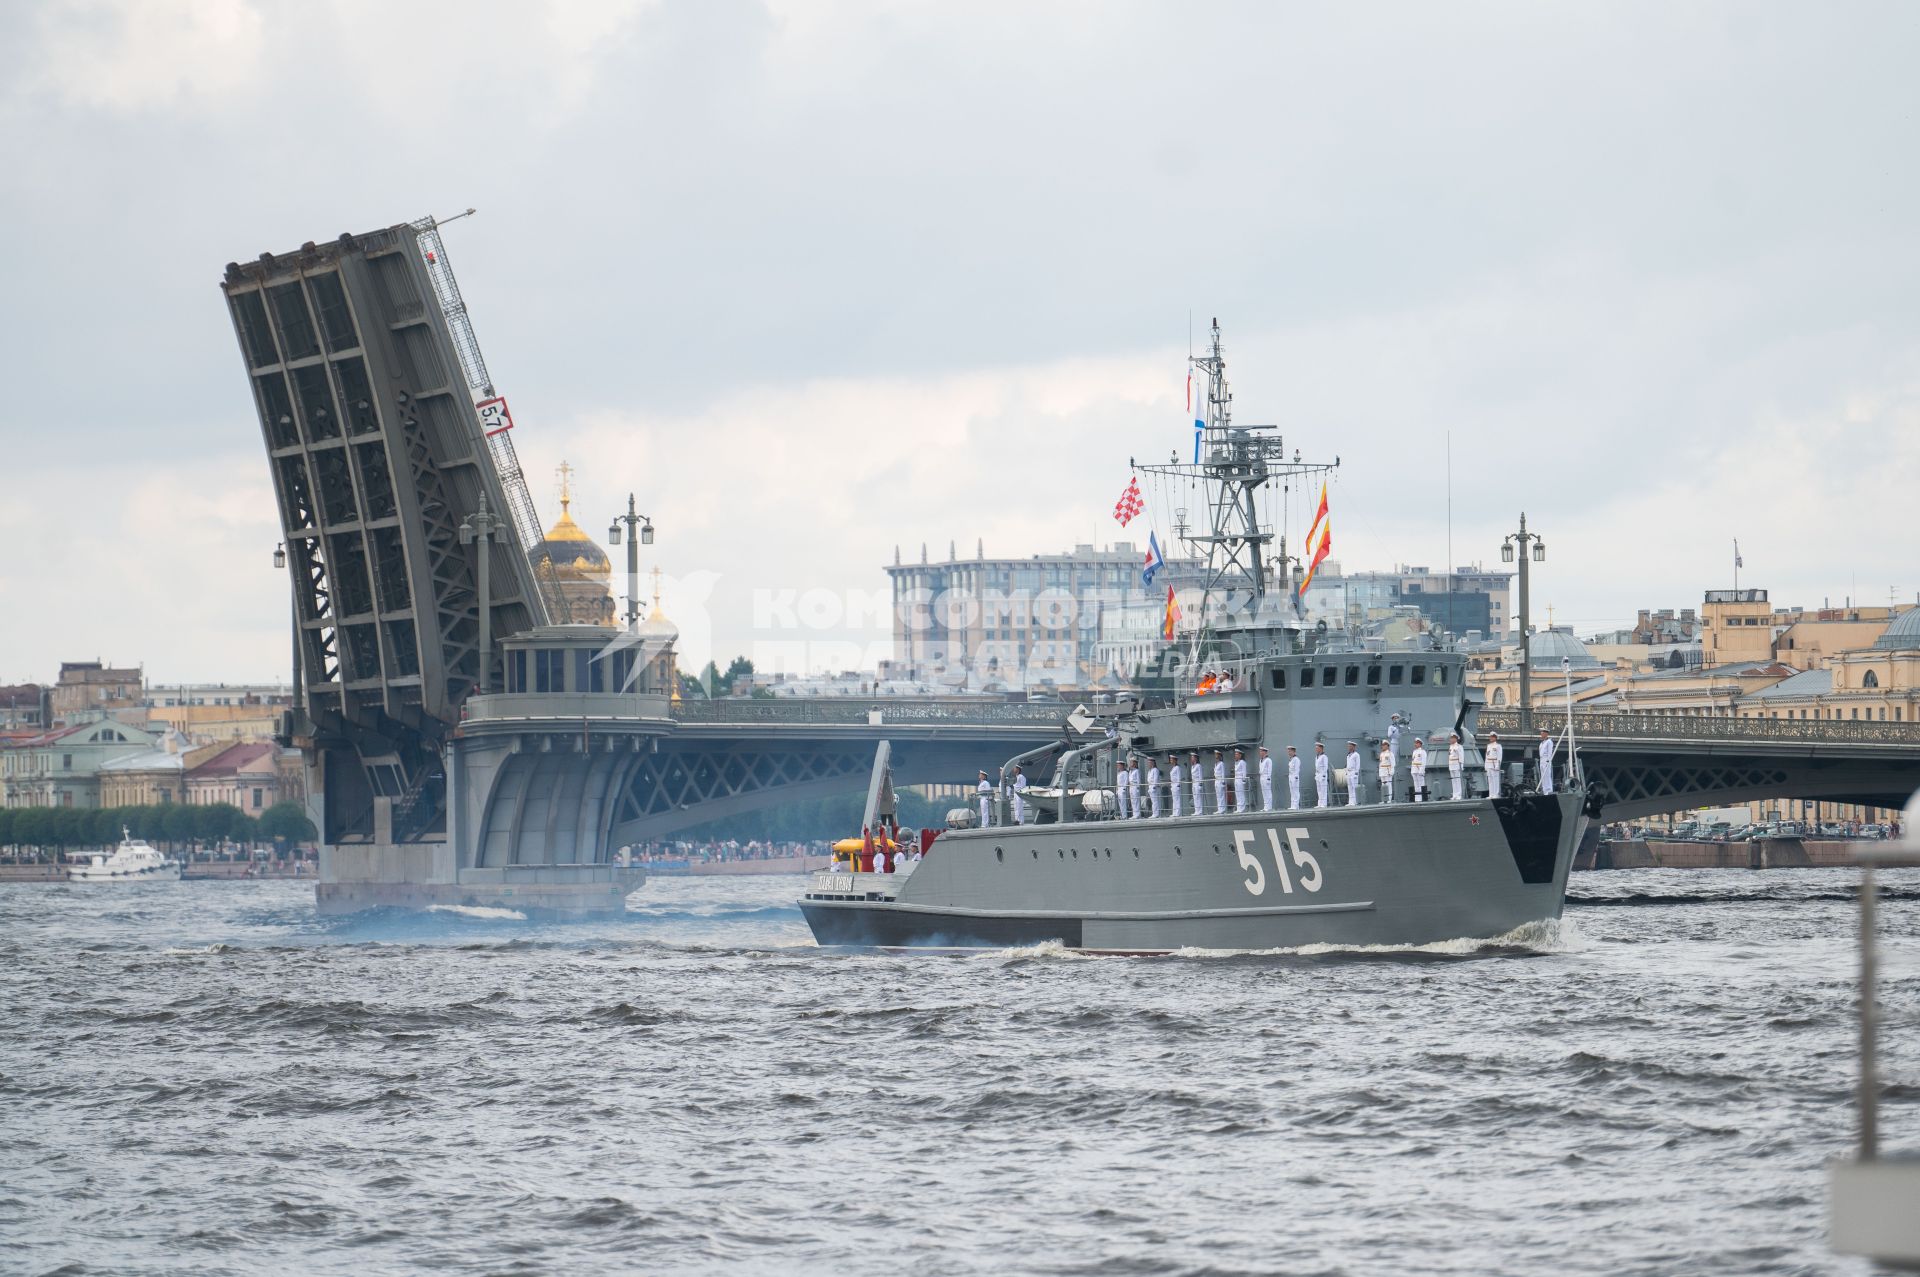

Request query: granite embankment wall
[{"left": 1584, "top": 839, "right": 1864, "bottom": 870}]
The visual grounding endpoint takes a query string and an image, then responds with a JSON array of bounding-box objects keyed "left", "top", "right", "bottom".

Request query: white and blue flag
[{"left": 1141, "top": 531, "right": 1166, "bottom": 587}]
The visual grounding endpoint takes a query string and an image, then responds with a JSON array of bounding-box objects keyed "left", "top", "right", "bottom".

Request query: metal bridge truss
[{"left": 612, "top": 745, "right": 873, "bottom": 834}]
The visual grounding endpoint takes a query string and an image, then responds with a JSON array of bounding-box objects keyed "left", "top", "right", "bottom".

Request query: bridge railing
[
  {"left": 1477, "top": 709, "right": 1920, "bottom": 746},
  {"left": 669, "top": 698, "right": 1073, "bottom": 727}
]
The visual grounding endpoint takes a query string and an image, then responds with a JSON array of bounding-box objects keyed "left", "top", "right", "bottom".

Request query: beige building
[
  {"left": 97, "top": 731, "right": 228, "bottom": 807},
  {"left": 1701, "top": 588, "right": 1902, "bottom": 670},
  {"left": 49, "top": 662, "right": 143, "bottom": 725},
  {"left": 1738, "top": 609, "right": 1920, "bottom": 725},
  {"left": 145, "top": 684, "right": 292, "bottom": 743},
  {"left": 184, "top": 742, "right": 284, "bottom": 817}
]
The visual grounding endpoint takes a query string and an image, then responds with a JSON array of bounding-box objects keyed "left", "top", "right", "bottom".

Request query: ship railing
[
  {"left": 1477, "top": 709, "right": 1920, "bottom": 746},
  {"left": 670, "top": 698, "right": 1072, "bottom": 727}
]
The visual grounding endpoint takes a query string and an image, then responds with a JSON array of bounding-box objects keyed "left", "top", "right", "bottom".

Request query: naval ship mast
[{"left": 1136, "top": 318, "right": 1338, "bottom": 657}]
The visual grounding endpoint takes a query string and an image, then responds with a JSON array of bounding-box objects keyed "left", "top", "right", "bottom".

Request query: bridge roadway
[
  {"left": 451, "top": 695, "right": 1919, "bottom": 863},
  {"left": 322, "top": 694, "right": 1918, "bottom": 916},
  {"left": 1476, "top": 710, "right": 1920, "bottom": 821}
]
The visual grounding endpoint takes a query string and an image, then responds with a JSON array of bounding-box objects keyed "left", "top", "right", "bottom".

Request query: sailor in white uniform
[
  {"left": 977, "top": 771, "right": 992, "bottom": 826},
  {"left": 1169, "top": 755, "right": 1185, "bottom": 818},
  {"left": 1258, "top": 746, "right": 1275, "bottom": 811},
  {"left": 1344, "top": 742, "right": 1361, "bottom": 807},
  {"left": 1129, "top": 757, "right": 1145, "bottom": 820},
  {"left": 1314, "top": 743, "right": 1331, "bottom": 809},
  {"left": 1287, "top": 746, "right": 1303, "bottom": 810},
  {"left": 1387, "top": 713, "right": 1403, "bottom": 761},
  {"left": 1147, "top": 758, "right": 1163, "bottom": 819},
  {"left": 1189, "top": 752, "right": 1205, "bottom": 816},
  {"left": 1410, "top": 740, "right": 1428, "bottom": 803},
  {"left": 1233, "top": 749, "right": 1250, "bottom": 813},
  {"left": 1011, "top": 766, "right": 1029, "bottom": 824},
  {"left": 1114, "top": 752, "right": 1132, "bottom": 820},
  {"left": 1377, "top": 743, "right": 1394, "bottom": 804},
  {"left": 1212, "top": 751, "right": 1228, "bottom": 815},
  {"left": 1447, "top": 734, "right": 1465, "bottom": 801},
  {"left": 1538, "top": 729, "right": 1557, "bottom": 795},
  {"left": 1485, "top": 732, "right": 1504, "bottom": 799}
]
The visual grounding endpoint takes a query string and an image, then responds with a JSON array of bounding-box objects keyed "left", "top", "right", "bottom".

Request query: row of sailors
[{"left": 978, "top": 727, "right": 1561, "bottom": 822}]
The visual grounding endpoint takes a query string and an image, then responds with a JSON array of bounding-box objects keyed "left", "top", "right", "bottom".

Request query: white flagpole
[{"left": 1561, "top": 654, "right": 1580, "bottom": 787}]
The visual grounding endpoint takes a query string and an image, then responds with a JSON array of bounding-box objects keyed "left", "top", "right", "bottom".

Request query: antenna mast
[{"left": 1138, "top": 318, "right": 1338, "bottom": 614}]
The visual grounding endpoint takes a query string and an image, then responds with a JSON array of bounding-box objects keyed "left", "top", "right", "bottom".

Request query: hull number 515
[{"left": 1233, "top": 828, "right": 1323, "bottom": 895}]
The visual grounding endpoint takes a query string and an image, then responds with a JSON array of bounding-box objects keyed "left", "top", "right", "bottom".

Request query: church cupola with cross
[{"left": 530, "top": 461, "right": 616, "bottom": 626}]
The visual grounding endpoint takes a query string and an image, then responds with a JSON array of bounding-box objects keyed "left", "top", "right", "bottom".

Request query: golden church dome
[{"left": 533, "top": 470, "right": 612, "bottom": 582}]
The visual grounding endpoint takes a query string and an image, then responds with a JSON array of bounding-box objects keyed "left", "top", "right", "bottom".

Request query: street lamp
[
  {"left": 608, "top": 496, "right": 655, "bottom": 631},
  {"left": 459, "top": 492, "right": 510, "bottom": 695},
  {"left": 1502, "top": 513, "right": 1546, "bottom": 731}
]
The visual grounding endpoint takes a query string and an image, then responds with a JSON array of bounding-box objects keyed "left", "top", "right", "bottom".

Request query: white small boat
[{"left": 68, "top": 829, "right": 182, "bottom": 883}]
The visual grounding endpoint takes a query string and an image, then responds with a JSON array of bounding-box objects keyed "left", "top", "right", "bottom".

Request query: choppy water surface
[{"left": 2, "top": 869, "right": 1915, "bottom": 1276}]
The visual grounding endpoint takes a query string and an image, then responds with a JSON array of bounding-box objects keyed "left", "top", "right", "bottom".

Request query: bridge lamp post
[
  {"left": 274, "top": 542, "right": 301, "bottom": 716},
  {"left": 608, "top": 496, "right": 654, "bottom": 632},
  {"left": 1502, "top": 514, "right": 1547, "bottom": 732},
  {"left": 460, "top": 492, "right": 510, "bottom": 696}
]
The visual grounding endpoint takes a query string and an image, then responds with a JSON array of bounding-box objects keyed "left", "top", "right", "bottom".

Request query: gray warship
[{"left": 801, "top": 323, "right": 1595, "bottom": 952}]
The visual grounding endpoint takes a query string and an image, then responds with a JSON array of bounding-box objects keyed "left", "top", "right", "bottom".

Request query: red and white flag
[{"left": 1112, "top": 476, "right": 1144, "bottom": 526}]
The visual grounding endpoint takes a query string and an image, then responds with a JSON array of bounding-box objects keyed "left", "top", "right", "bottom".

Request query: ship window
[
  {"left": 1364, "top": 665, "right": 1380, "bottom": 686},
  {"left": 1345, "top": 666, "right": 1361, "bottom": 686},
  {"left": 1300, "top": 668, "right": 1315, "bottom": 688},
  {"left": 1435, "top": 667, "right": 1450, "bottom": 686},
  {"left": 1322, "top": 666, "right": 1336, "bottom": 686},
  {"left": 1389, "top": 665, "right": 1405, "bottom": 685},
  {"left": 995, "top": 848, "right": 1003, "bottom": 862},
  {"left": 1411, "top": 665, "right": 1426, "bottom": 686}
]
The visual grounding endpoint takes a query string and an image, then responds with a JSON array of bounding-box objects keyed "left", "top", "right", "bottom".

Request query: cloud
[
  {"left": 24, "top": 0, "right": 267, "bottom": 113},
  {"left": 0, "top": 454, "right": 285, "bottom": 684},
  {"left": 0, "top": 1, "right": 1916, "bottom": 683}
]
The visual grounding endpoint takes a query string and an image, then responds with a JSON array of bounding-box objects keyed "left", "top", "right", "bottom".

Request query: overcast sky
[{"left": 1, "top": 0, "right": 1915, "bottom": 684}]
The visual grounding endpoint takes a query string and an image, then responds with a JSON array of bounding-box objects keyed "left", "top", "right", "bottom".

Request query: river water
[{"left": 1, "top": 869, "right": 1914, "bottom": 1276}]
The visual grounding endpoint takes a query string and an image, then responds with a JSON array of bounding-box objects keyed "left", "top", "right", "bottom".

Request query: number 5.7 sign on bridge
[
  {"left": 1234, "top": 828, "right": 1323, "bottom": 896},
  {"left": 476, "top": 395, "right": 514, "bottom": 437}
]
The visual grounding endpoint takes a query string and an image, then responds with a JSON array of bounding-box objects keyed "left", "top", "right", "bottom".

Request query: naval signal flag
[
  {"left": 1163, "top": 583, "right": 1182, "bottom": 641},
  {"left": 1299, "top": 482, "right": 1332, "bottom": 596},
  {"left": 1189, "top": 371, "right": 1204, "bottom": 462},
  {"left": 1141, "top": 531, "right": 1166, "bottom": 587},
  {"left": 1113, "top": 476, "right": 1144, "bottom": 527}
]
